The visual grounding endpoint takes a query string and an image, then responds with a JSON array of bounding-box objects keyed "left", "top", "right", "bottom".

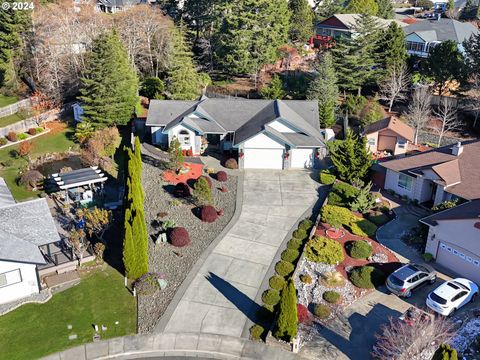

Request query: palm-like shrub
[{"left": 321, "top": 271, "right": 345, "bottom": 287}]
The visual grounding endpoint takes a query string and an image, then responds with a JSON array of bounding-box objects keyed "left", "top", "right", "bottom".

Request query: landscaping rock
[{"left": 368, "top": 253, "right": 388, "bottom": 263}]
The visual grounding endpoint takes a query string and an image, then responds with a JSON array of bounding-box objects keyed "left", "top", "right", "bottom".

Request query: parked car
[
  {"left": 426, "top": 278, "right": 479, "bottom": 316},
  {"left": 386, "top": 263, "right": 436, "bottom": 298}
]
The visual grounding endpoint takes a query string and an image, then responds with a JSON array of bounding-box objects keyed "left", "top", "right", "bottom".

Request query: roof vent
[{"left": 452, "top": 142, "right": 463, "bottom": 156}]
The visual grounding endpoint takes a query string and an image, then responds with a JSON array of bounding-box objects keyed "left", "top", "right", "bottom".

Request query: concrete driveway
[{"left": 157, "top": 170, "right": 320, "bottom": 338}]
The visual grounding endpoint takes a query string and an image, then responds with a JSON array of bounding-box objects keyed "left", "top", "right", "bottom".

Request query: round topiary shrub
[
  {"left": 224, "top": 158, "right": 238, "bottom": 169},
  {"left": 314, "top": 303, "right": 331, "bottom": 319},
  {"left": 200, "top": 205, "right": 218, "bottom": 223},
  {"left": 304, "top": 236, "right": 345, "bottom": 264},
  {"left": 0, "top": 137, "right": 7, "bottom": 146},
  {"left": 28, "top": 128, "right": 37, "bottom": 135},
  {"left": 275, "top": 260, "right": 294, "bottom": 277},
  {"left": 300, "top": 274, "right": 313, "bottom": 284},
  {"left": 169, "top": 227, "right": 191, "bottom": 247},
  {"left": 249, "top": 324, "right": 264, "bottom": 340},
  {"left": 262, "top": 288, "right": 280, "bottom": 305},
  {"left": 349, "top": 240, "right": 373, "bottom": 259},
  {"left": 298, "top": 219, "right": 313, "bottom": 232},
  {"left": 6, "top": 131, "right": 17, "bottom": 142},
  {"left": 281, "top": 248, "right": 299, "bottom": 263},
  {"left": 287, "top": 238, "right": 302, "bottom": 251},
  {"left": 269, "top": 275, "right": 286, "bottom": 290},
  {"left": 349, "top": 266, "right": 385, "bottom": 289},
  {"left": 199, "top": 175, "right": 213, "bottom": 189},
  {"left": 216, "top": 171, "right": 228, "bottom": 182},
  {"left": 173, "top": 182, "right": 191, "bottom": 198},
  {"left": 17, "top": 133, "right": 28, "bottom": 141},
  {"left": 323, "top": 291, "right": 341, "bottom": 304},
  {"left": 292, "top": 228, "right": 307, "bottom": 240}
]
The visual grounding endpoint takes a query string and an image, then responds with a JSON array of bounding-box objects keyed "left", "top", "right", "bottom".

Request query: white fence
[{"left": 0, "top": 98, "right": 32, "bottom": 118}]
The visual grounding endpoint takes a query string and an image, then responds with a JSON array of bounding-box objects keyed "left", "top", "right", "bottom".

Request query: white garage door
[
  {"left": 436, "top": 242, "right": 480, "bottom": 285},
  {"left": 291, "top": 149, "right": 314, "bottom": 169},
  {"left": 243, "top": 148, "right": 283, "bottom": 169}
]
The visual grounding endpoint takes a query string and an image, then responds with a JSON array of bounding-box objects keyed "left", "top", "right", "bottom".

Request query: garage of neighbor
[
  {"left": 243, "top": 148, "right": 284, "bottom": 169},
  {"left": 290, "top": 148, "right": 314, "bottom": 168},
  {"left": 435, "top": 242, "right": 480, "bottom": 285}
]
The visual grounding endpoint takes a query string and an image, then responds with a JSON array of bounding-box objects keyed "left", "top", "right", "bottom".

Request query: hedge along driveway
[{"left": 157, "top": 170, "right": 320, "bottom": 338}]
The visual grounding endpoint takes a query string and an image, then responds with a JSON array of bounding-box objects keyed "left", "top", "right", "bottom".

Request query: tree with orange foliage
[
  {"left": 31, "top": 91, "right": 54, "bottom": 127},
  {"left": 19, "top": 141, "right": 33, "bottom": 158}
]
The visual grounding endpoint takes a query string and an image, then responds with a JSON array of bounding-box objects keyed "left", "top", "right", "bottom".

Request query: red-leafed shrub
[
  {"left": 217, "top": 208, "right": 224, "bottom": 216},
  {"left": 186, "top": 148, "right": 193, "bottom": 157},
  {"left": 173, "top": 182, "right": 191, "bottom": 198},
  {"left": 28, "top": 128, "right": 37, "bottom": 135},
  {"left": 169, "top": 227, "right": 191, "bottom": 247},
  {"left": 6, "top": 132, "right": 17, "bottom": 142},
  {"left": 225, "top": 158, "right": 238, "bottom": 169},
  {"left": 297, "top": 304, "right": 310, "bottom": 324},
  {"left": 216, "top": 171, "right": 228, "bottom": 182},
  {"left": 199, "top": 175, "right": 213, "bottom": 189},
  {"left": 201, "top": 205, "right": 218, "bottom": 223},
  {"left": 221, "top": 186, "right": 228, "bottom": 193}
]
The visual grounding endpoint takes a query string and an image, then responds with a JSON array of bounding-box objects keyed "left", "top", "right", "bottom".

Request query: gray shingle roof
[
  {"left": 0, "top": 177, "right": 15, "bottom": 209},
  {"left": 0, "top": 199, "right": 60, "bottom": 264},
  {"left": 421, "top": 199, "right": 480, "bottom": 226},
  {"left": 404, "top": 19, "right": 479, "bottom": 43}
]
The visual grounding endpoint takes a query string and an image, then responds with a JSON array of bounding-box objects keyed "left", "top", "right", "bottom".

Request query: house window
[
  {"left": 398, "top": 139, "right": 406, "bottom": 148},
  {"left": 406, "top": 41, "right": 425, "bottom": 53},
  {"left": 368, "top": 138, "right": 376, "bottom": 145},
  {"left": 224, "top": 132, "right": 234, "bottom": 142},
  {"left": 178, "top": 130, "right": 190, "bottom": 146},
  {"left": 398, "top": 173, "right": 413, "bottom": 191},
  {"left": 0, "top": 269, "right": 22, "bottom": 288}
]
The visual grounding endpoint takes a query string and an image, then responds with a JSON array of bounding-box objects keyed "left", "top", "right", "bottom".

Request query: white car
[{"left": 426, "top": 278, "right": 479, "bottom": 316}]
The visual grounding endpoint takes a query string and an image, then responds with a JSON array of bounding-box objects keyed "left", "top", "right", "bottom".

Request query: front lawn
[
  {"left": 0, "top": 112, "right": 30, "bottom": 128},
  {"left": 0, "top": 94, "right": 18, "bottom": 108},
  {"left": 0, "top": 266, "right": 137, "bottom": 360}
]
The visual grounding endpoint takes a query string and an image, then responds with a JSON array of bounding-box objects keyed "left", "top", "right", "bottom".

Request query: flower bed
[{"left": 162, "top": 162, "right": 204, "bottom": 184}]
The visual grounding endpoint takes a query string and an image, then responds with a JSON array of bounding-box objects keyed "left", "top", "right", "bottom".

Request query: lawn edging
[{"left": 0, "top": 289, "right": 52, "bottom": 316}]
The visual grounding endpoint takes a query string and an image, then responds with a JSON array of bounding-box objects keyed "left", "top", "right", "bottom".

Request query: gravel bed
[
  {"left": 138, "top": 162, "right": 238, "bottom": 333},
  {"left": 0, "top": 289, "right": 51, "bottom": 315}
]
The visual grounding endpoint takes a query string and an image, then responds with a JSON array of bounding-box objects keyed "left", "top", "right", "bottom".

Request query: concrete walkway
[{"left": 157, "top": 170, "right": 320, "bottom": 338}]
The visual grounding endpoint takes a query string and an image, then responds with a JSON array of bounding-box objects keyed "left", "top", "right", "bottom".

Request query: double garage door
[
  {"left": 436, "top": 242, "right": 480, "bottom": 285},
  {"left": 242, "top": 148, "right": 315, "bottom": 169}
]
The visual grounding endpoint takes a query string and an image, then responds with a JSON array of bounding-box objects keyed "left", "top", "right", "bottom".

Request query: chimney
[{"left": 452, "top": 142, "right": 463, "bottom": 156}]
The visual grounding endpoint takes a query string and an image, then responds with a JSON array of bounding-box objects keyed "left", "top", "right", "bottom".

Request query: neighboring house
[
  {"left": 380, "top": 140, "right": 480, "bottom": 206},
  {"left": 404, "top": 18, "right": 479, "bottom": 57},
  {"left": 95, "top": 0, "right": 152, "bottom": 13},
  {"left": 145, "top": 96, "right": 326, "bottom": 170},
  {"left": 421, "top": 200, "right": 480, "bottom": 285},
  {"left": 363, "top": 117, "right": 414, "bottom": 156},
  {"left": 0, "top": 198, "right": 61, "bottom": 305}
]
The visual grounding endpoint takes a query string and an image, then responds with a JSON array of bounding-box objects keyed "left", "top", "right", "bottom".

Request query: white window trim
[
  {"left": 0, "top": 269, "right": 22, "bottom": 288},
  {"left": 398, "top": 173, "right": 413, "bottom": 191}
]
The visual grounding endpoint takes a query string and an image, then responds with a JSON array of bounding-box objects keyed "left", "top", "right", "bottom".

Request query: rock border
[{"left": 0, "top": 289, "right": 52, "bottom": 316}]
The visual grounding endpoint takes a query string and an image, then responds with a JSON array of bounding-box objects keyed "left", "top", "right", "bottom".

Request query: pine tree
[
  {"left": 463, "top": 32, "right": 480, "bottom": 78},
  {"left": 167, "top": 136, "right": 184, "bottom": 171},
  {"left": 79, "top": 30, "right": 138, "bottom": 128},
  {"left": 376, "top": 0, "right": 394, "bottom": 19},
  {"left": 379, "top": 22, "right": 408, "bottom": 72},
  {"left": 260, "top": 75, "right": 285, "bottom": 99},
  {"left": 307, "top": 52, "right": 338, "bottom": 128},
  {"left": 349, "top": 182, "right": 376, "bottom": 213},
  {"left": 346, "top": 0, "right": 379, "bottom": 15},
  {"left": 193, "top": 177, "right": 213, "bottom": 205},
  {"left": 315, "top": 0, "right": 343, "bottom": 20},
  {"left": 288, "top": 0, "right": 314, "bottom": 44},
  {"left": 273, "top": 280, "right": 298, "bottom": 342}
]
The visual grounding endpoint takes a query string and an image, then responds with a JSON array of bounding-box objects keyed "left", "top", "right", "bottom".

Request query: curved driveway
[{"left": 156, "top": 170, "right": 320, "bottom": 338}]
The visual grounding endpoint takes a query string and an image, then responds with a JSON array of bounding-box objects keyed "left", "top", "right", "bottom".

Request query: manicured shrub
[
  {"left": 313, "top": 303, "right": 331, "bottom": 319},
  {"left": 6, "top": 131, "right": 17, "bottom": 142},
  {"left": 281, "top": 248, "right": 299, "bottom": 263},
  {"left": 28, "top": 128, "right": 37, "bottom": 135},
  {"left": 327, "top": 192, "right": 344, "bottom": 206},
  {"left": 323, "top": 291, "right": 340, "bottom": 304},
  {"left": 332, "top": 182, "right": 359, "bottom": 204},
  {"left": 36, "top": 127, "right": 44, "bottom": 133},
  {"left": 321, "top": 205, "right": 352, "bottom": 228},
  {"left": 0, "top": 137, "right": 7, "bottom": 146},
  {"left": 275, "top": 260, "right": 294, "bottom": 277},
  {"left": 249, "top": 324, "right": 265, "bottom": 341},
  {"left": 349, "top": 266, "right": 385, "bottom": 289},
  {"left": 262, "top": 288, "right": 280, "bottom": 305},
  {"left": 169, "top": 227, "right": 191, "bottom": 247},
  {"left": 173, "top": 182, "right": 191, "bottom": 198},
  {"left": 273, "top": 280, "right": 298, "bottom": 341},
  {"left": 224, "top": 158, "right": 238, "bottom": 169},
  {"left": 298, "top": 219, "right": 313, "bottom": 232},
  {"left": 200, "top": 205, "right": 218, "bottom": 223},
  {"left": 423, "top": 252, "right": 434, "bottom": 262},
  {"left": 269, "top": 275, "right": 286, "bottom": 290},
  {"left": 17, "top": 133, "right": 28, "bottom": 141},
  {"left": 304, "top": 236, "right": 344, "bottom": 264},
  {"left": 193, "top": 176, "right": 213, "bottom": 205},
  {"left": 349, "top": 240, "right": 373, "bottom": 259},
  {"left": 199, "top": 175, "right": 213, "bottom": 189},
  {"left": 319, "top": 170, "right": 336, "bottom": 185},
  {"left": 216, "top": 171, "right": 228, "bottom": 182},
  {"left": 292, "top": 228, "right": 307, "bottom": 240},
  {"left": 287, "top": 238, "right": 302, "bottom": 250},
  {"left": 348, "top": 219, "right": 377, "bottom": 237},
  {"left": 300, "top": 274, "right": 313, "bottom": 284},
  {"left": 297, "top": 303, "right": 310, "bottom": 324}
]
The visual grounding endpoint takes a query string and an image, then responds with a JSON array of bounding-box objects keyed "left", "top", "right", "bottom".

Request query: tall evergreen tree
[
  {"left": 260, "top": 75, "right": 285, "bottom": 99},
  {"left": 288, "top": 0, "right": 314, "bottom": 44},
  {"left": 376, "top": 0, "right": 394, "bottom": 18},
  {"left": 315, "top": 0, "right": 343, "bottom": 20},
  {"left": 307, "top": 52, "right": 338, "bottom": 128},
  {"left": 273, "top": 280, "right": 298, "bottom": 342},
  {"left": 346, "top": 0, "right": 379, "bottom": 15},
  {"left": 464, "top": 32, "right": 480, "bottom": 79},
  {"left": 379, "top": 22, "right": 408, "bottom": 72},
  {"left": 123, "top": 219, "right": 137, "bottom": 278},
  {"left": 79, "top": 30, "right": 138, "bottom": 128},
  {"left": 331, "top": 37, "right": 362, "bottom": 92}
]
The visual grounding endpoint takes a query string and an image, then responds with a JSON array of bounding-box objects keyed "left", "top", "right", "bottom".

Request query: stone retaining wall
[{"left": 0, "top": 108, "right": 60, "bottom": 137}]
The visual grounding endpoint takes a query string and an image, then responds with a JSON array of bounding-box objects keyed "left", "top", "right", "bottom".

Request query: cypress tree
[
  {"left": 123, "top": 219, "right": 138, "bottom": 278},
  {"left": 288, "top": 0, "right": 314, "bottom": 44},
  {"left": 307, "top": 52, "right": 338, "bottom": 128},
  {"left": 79, "top": 30, "right": 138, "bottom": 128},
  {"left": 132, "top": 208, "right": 149, "bottom": 276},
  {"left": 273, "top": 280, "right": 298, "bottom": 342}
]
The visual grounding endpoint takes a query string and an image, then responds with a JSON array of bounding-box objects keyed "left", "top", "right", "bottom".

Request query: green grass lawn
[
  {"left": 0, "top": 94, "right": 18, "bottom": 108},
  {"left": 0, "top": 125, "right": 76, "bottom": 201},
  {"left": 0, "top": 111, "right": 31, "bottom": 128},
  {"left": 0, "top": 266, "right": 137, "bottom": 360}
]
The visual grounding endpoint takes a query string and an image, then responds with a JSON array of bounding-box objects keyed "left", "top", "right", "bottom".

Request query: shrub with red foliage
[
  {"left": 201, "top": 205, "right": 218, "bottom": 223},
  {"left": 173, "top": 182, "right": 191, "bottom": 198},
  {"left": 225, "top": 158, "right": 238, "bottom": 169},
  {"left": 217, "top": 208, "right": 224, "bottom": 217},
  {"left": 221, "top": 186, "right": 228, "bottom": 193},
  {"left": 297, "top": 303, "right": 310, "bottom": 324},
  {"left": 28, "top": 128, "right": 37, "bottom": 135},
  {"left": 199, "top": 175, "right": 213, "bottom": 189},
  {"left": 6, "top": 131, "right": 17, "bottom": 142},
  {"left": 169, "top": 227, "right": 191, "bottom": 247},
  {"left": 186, "top": 148, "right": 193, "bottom": 156},
  {"left": 216, "top": 171, "right": 228, "bottom": 182}
]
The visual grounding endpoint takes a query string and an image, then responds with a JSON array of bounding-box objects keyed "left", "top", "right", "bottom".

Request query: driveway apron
[{"left": 161, "top": 170, "right": 320, "bottom": 338}]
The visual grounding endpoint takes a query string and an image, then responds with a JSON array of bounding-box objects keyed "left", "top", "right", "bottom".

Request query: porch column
[{"left": 433, "top": 185, "right": 446, "bottom": 206}]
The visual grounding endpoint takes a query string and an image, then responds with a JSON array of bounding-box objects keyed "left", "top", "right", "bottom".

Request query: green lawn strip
[
  {"left": 0, "top": 112, "right": 27, "bottom": 128},
  {"left": 0, "top": 266, "right": 137, "bottom": 360},
  {"left": 0, "top": 94, "right": 18, "bottom": 108}
]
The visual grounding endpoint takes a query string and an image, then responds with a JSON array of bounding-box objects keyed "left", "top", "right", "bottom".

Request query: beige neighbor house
[
  {"left": 421, "top": 200, "right": 480, "bottom": 285},
  {"left": 380, "top": 139, "right": 480, "bottom": 206},
  {"left": 363, "top": 117, "right": 414, "bottom": 157}
]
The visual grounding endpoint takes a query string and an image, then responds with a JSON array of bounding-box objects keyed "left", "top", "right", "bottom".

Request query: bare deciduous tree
[
  {"left": 407, "top": 86, "right": 432, "bottom": 145},
  {"left": 467, "top": 74, "right": 480, "bottom": 129},
  {"left": 430, "top": 96, "right": 461, "bottom": 147},
  {"left": 380, "top": 65, "right": 410, "bottom": 113},
  {"left": 372, "top": 314, "right": 456, "bottom": 360},
  {"left": 69, "top": 229, "right": 88, "bottom": 266}
]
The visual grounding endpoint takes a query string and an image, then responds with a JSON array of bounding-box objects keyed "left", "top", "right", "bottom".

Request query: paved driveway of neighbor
[{"left": 158, "top": 170, "right": 320, "bottom": 338}]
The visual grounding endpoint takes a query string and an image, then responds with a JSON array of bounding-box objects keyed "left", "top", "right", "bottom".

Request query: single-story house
[
  {"left": 404, "top": 18, "right": 479, "bottom": 57},
  {"left": 0, "top": 198, "right": 61, "bottom": 305},
  {"left": 145, "top": 96, "right": 326, "bottom": 170},
  {"left": 363, "top": 117, "right": 414, "bottom": 156},
  {"left": 421, "top": 200, "right": 480, "bottom": 285},
  {"left": 95, "top": 0, "right": 151, "bottom": 13},
  {"left": 380, "top": 139, "right": 480, "bottom": 206}
]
